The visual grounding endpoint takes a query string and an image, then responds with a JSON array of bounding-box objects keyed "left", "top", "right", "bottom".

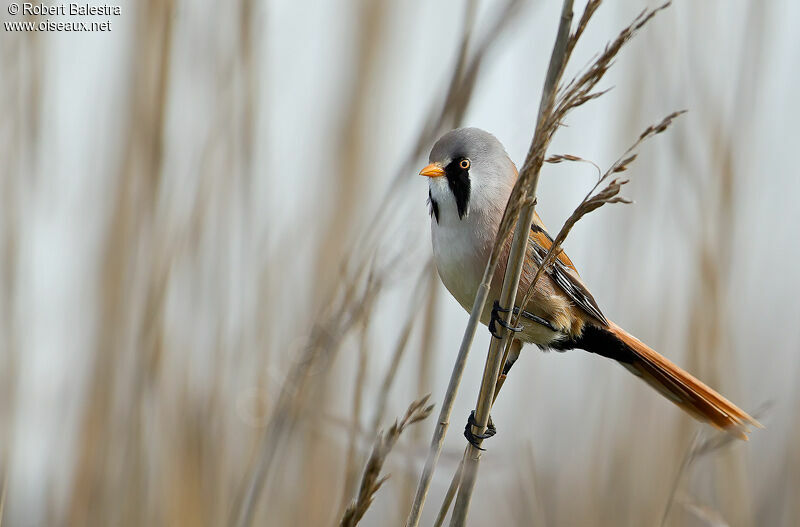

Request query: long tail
[{"left": 578, "top": 321, "right": 762, "bottom": 439}]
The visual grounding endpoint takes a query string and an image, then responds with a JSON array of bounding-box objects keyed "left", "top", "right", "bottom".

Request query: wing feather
[{"left": 529, "top": 216, "right": 608, "bottom": 326}]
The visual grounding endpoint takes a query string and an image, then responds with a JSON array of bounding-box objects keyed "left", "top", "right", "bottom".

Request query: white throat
[{"left": 429, "top": 171, "right": 512, "bottom": 311}]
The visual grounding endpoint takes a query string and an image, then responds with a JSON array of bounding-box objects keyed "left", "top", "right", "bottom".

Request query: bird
[{"left": 420, "top": 127, "right": 760, "bottom": 443}]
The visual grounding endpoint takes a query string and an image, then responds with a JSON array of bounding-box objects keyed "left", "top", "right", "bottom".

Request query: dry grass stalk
[
  {"left": 517, "top": 110, "right": 687, "bottom": 312},
  {"left": 404, "top": 256, "right": 490, "bottom": 526},
  {"left": 409, "top": 0, "right": 579, "bottom": 522},
  {"left": 663, "top": 436, "right": 742, "bottom": 526},
  {"left": 433, "top": 456, "right": 464, "bottom": 527},
  {"left": 675, "top": 18, "right": 770, "bottom": 515},
  {"left": 233, "top": 258, "right": 387, "bottom": 527},
  {"left": 400, "top": 266, "right": 442, "bottom": 516},
  {"left": 341, "top": 313, "right": 374, "bottom": 509},
  {"left": 448, "top": 203, "right": 541, "bottom": 526},
  {"left": 445, "top": 2, "right": 675, "bottom": 525},
  {"left": 447, "top": 2, "right": 577, "bottom": 524},
  {"left": 435, "top": 339, "right": 520, "bottom": 524},
  {"left": 401, "top": 4, "right": 523, "bottom": 525},
  {"left": 661, "top": 403, "right": 769, "bottom": 526},
  {"left": 339, "top": 396, "right": 434, "bottom": 527},
  {"left": 66, "top": 2, "right": 176, "bottom": 523},
  {"left": 313, "top": 0, "right": 388, "bottom": 304},
  {"left": 493, "top": 1, "right": 673, "bottom": 259},
  {"left": 239, "top": 3, "right": 523, "bottom": 519}
]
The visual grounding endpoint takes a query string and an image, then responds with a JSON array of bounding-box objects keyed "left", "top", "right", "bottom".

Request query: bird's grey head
[{"left": 420, "top": 128, "right": 516, "bottom": 224}]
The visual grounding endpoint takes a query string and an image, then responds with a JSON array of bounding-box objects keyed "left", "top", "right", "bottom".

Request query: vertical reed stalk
[
  {"left": 406, "top": 2, "right": 578, "bottom": 524},
  {"left": 448, "top": 4, "right": 575, "bottom": 524}
]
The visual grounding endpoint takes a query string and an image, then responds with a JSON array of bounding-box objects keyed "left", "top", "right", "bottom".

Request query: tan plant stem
[
  {"left": 340, "top": 396, "right": 434, "bottom": 527},
  {"left": 436, "top": 339, "right": 520, "bottom": 525},
  {"left": 405, "top": 265, "right": 493, "bottom": 527},
  {"left": 406, "top": 196, "right": 528, "bottom": 527},
  {"left": 449, "top": 2, "right": 575, "bottom": 525},
  {"left": 449, "top": 206, "right": 537, "bottom": 526},
  {"left": 434, "top": 454, "right": 465, "bottom": 527},
  {"left": 403, "top": 9, "right": 525, "bottom": 526},
  {"left": 412, "top": 2, "right": 674, "bottom": 524}
]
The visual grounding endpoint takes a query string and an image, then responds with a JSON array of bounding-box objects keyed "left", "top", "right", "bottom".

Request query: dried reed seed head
[
  {"left": 588, "top": 178, "right": 631, "bottom": 204},
  {"left": 639, "top": 110, "right": 688, "bottom": 140},
  {"left": 613, "top": 154, "right": 638, "bottom": 172},
  {"left": 508, "top": 0, "right": 669, "bottom": 344},
  {"left": 340, "top": 395, "right": 434, "bottom": 527},
  {"left": 545, "top": 154, "right": 584, "bottom": 163},
  {"left": 569, "top": 0, "right": 602, "bottom": 51},
  {"left": 555, "top": 2, "right": 672, "bottom": 129}
]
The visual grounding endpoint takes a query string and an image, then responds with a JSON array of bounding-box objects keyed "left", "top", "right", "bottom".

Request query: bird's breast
[
  {"left": 431, "top": 213, "right": 568, "bottom": 348},
  {"left": 431, "top": 214, "right": 494, "bottom": 312}
]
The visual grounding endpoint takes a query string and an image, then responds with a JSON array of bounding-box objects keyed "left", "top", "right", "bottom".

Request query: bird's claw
[
  {"left": 464, "top": 410, "right": 496, "bottom": 450},
  {"left": 489, "top": 300, "right": 523, "bottom": 339}
]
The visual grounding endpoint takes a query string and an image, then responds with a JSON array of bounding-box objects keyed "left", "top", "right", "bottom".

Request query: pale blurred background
[{"left": 1, "top": 0, "right": 799, "bottom": 525}]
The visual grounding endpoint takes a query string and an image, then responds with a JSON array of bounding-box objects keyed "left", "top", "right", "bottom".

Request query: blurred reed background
[{"left": 1, "top": 0, "right": 799, "bottom": 525}]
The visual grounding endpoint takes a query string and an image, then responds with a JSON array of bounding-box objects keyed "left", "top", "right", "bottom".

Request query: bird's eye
[{"left": 459, "top": 159, "right": 470, "bottom": 170}]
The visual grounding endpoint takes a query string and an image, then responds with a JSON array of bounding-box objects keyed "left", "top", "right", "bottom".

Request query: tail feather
[{"left": 582, "top": 322, "right": 761, "bottom": 439}]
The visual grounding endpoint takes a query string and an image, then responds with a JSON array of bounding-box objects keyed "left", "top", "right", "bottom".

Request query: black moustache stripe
[
  {"left": 428, "top": 190, "right": 440, "bottom": 223},
  {"left": 445, "top": 163, "right": 470, "bottom": 219}
]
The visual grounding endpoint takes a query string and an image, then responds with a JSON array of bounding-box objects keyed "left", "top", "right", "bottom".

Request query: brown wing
[
  {"left": 529, "top": 213, "right": 608, "bottom": 326},
  {"left": 529, "top": 214, "right": 579, "bottom": 273}
]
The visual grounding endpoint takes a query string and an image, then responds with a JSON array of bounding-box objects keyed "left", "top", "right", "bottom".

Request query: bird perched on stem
[{"left": 420, "top": 127, "right": 760, "bottom": 443}]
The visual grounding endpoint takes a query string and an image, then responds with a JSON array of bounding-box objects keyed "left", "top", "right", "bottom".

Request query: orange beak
[{"left": 419, "top": 163, "right": 445, "bottom": 178}]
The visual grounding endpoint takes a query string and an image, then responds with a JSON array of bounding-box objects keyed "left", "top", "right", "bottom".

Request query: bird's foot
[
  {"left": 488, "top": 300, "right": 523, "bottom": 339},
  {"left": 464, "top": 410, "right": 496, "bottom": 450},
  {"left": 518, "top": 310, "right": 558, "bottom": 332}
]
